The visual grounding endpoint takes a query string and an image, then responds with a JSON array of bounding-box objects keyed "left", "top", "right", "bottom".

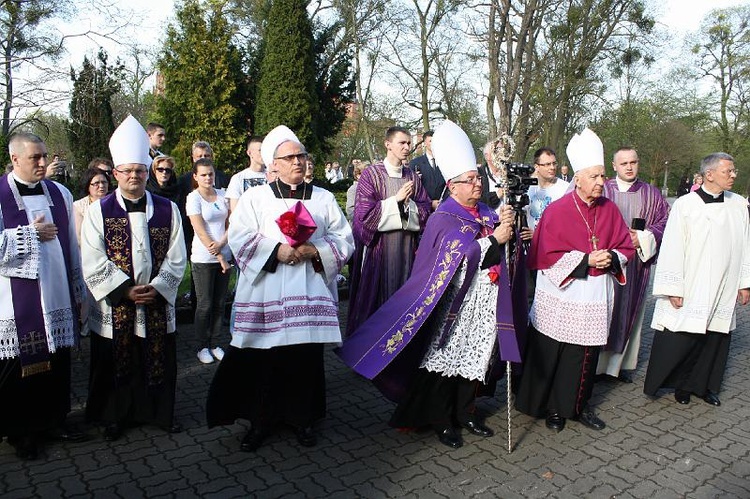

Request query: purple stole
[
  {"left": 339, "top": 197, "right": 521, "bottom": 385},
  {"left": 0, "top": 175, "right": 77, "bottom": 377},
  {"left": 100, "top": 193, "right": 172, "bottom": 386}
]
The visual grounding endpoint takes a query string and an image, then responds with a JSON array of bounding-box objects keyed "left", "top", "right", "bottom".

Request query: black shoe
[
  {"left": 617, "top": 371, "right": 634, "bottom": 384},
  {"left": 240, "top": 428, "right": 269, "bottom": 452},
  {"left": 45, "top": 424, "right": 86, "bottom": 442},
  {"left": 545, "top": 413, "right": 566, "bottom": 432},
  {"left": 12, "top": 436, "right": 39, "bottom": 461},
  {"left": 103, "top": 424, "right": 123, "bottom": 442},
  {"left": 574, "top": 408, "right": 606, "bottom": 430},
  {"left": 162, "top": 423, "right": 183, "bottom": 434},
  {"left": 675, "top": 390, "right": 691, "bottom": 405},
  {"left": 435, "top": 427, "right": 462, "bottom": 449},
  {"left": 460, "top": 418, "right": 494, "bottom": 437},
  {"left": 702, "top": 392, "right": 721, "bottom": 406},
  {"left": 295, "top": 426, "right": 317, "bottom": 447}
]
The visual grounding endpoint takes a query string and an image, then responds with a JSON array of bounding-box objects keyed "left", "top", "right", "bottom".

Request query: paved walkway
[{"left": 2, "top": 291, "right": 749, "bottom": 498}]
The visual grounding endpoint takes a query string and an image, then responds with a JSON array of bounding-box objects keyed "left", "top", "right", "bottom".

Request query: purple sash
[
  {"left": 100, "top": 193, "right": 172, "bottom": 386},
  {"left": 0, "top": 175, "right": 77, "bottom": 376}
]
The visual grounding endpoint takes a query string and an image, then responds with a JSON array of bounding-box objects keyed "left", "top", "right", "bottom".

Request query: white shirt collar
[
  {"left": 383, "top": 158, "right": 403, "bottom": 178},
  {"left": 615, "top": 177, "right": 636, "bottom": 192},
  {"left": 10, "top": 171, "right": 39, "bottom": 188}
]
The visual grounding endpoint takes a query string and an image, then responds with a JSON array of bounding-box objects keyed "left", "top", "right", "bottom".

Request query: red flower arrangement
[
  {"left": 278, "top": 211, "right": 299, "bottom": 238},
  {"left": 488, "top": 265, "right": 500, "bottom": 285}
]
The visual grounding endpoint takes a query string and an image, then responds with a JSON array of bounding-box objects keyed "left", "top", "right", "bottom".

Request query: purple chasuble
[
  {"left": 338, "top": 197, "right": 521, "bottom": 402},
  {"left": 100, "top": 192, "right": 172, "bottom": 386},
  {"left": 603, "top": 179, "right": 669, "bottom": 353},
  {"left": 0, "top": 175, "right": 77, "bottom": 376},
  {"left": 346, "top": 163, "right": 431, "bottom": 336}
]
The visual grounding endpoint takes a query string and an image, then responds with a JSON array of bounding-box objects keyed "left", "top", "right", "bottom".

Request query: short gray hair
[
  {"left": 191, "top": 141, "right": 213, "bottom": 154},
  {"left": 8, "top": 132, "right": 44, "bottom": 156},
  {"left": 700, "top": 152, "right": 734, "bottom": 174}
]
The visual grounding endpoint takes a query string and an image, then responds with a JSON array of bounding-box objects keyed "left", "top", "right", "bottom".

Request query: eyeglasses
[
  {"left": 716, "top": 168, "right": 737, "bottom": 175},
  {"left": 115, "top": 167, "right": 148, "bottom": 176},
  {"left": 274, "top": 153, "right": 309, "bottom": 162},
  {"left": 452, "top": 176, "right": 483, "bottom": 185},
  {"left": 155, "top": 167, "right": 173, "bottom": 174},
  {"left": 90, "top": 181, "right": 108, "bottom": 187},
  {"left": 536, "top": 161, "right": 558, "bottom": 168}
]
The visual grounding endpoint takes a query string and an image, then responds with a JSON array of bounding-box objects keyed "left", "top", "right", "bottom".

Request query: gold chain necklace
[{"left": 573, "top": 194, "right": 599, "bottom": 250}]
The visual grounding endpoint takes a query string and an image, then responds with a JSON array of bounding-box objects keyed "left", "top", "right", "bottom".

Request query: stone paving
[{"left": 2, "top": 291, "right": 750, "bottom": 498}]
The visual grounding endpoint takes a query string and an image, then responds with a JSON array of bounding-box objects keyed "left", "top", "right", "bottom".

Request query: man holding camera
[
  {"left": 521, "top": 147, "right": 569, "bottom": 241},
  {"left": 596, "top": 147, "right": 669, "bottom": 383}
]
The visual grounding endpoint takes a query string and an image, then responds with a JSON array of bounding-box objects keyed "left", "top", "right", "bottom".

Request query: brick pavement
[{"left": 2, "top": 292, "right": 750, "bottom": 498}]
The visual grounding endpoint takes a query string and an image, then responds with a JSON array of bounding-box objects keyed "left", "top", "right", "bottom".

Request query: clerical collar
[
  {"left": 122, "top": 195, "right": 147, "bottom": 212},
  {"left": 383, "top": 159, "right": 403, "bottom": 178},
  {"left": 271, "top": 179, "right": 312, "bottom": 200},
  {"left": 12, "top": 173, "right": 43, "bottom": 196},
  {"left": 697, "top": 185, "right": 724, "bottom": 203},
  {"left": 615, "top": 177, "right": 636, "bottom": 192}
]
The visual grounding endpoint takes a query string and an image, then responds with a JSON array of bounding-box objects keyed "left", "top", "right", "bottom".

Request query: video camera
[{"left": 497, "top": 162, "right": 537, "bottom": 212}]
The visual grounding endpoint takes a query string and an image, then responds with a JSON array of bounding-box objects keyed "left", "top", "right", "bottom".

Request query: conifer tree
[
  {"left": 157, "top": 0, "right": 249, "bottom": 172},
  {"left": 68, "top": 49, "right": 120, "bottom": 169},
  {"left": 254, "top": 0, "right": 319, "bottom": 153}
]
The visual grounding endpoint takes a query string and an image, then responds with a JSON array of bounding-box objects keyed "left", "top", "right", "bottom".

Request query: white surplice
[
  {"left": 0, "top": 174, "right": 84, "bottom": 359},
  {"left": 651, "top": 190, "right": 750, "bottom": 334},
  {"left": 229, "top": 184, "right": 354, "bottom": 349},
  {"left": 81, "top": 190, "right": 186, "bottom": 338}
]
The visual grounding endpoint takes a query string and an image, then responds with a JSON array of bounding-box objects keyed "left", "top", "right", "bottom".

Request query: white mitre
[
  {"left": 261, "top": 125, "right": 302, "bottom": 167},
  {"left": 109, "top": 115, "right": 151, "bottom": 167},
  {"left": 432, "top": 120, "right": 477, "bottom": 181},
  {"left": 566, "top": 127, "right": 604, "bottom": 172}
]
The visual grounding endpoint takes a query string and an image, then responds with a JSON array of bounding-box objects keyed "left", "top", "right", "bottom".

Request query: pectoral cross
[
  {"left": 136, "top": 245, "right": 149, "bottom": 263},
  {"left": 591, "top": 235, "right": 599, "bottom": 250}
]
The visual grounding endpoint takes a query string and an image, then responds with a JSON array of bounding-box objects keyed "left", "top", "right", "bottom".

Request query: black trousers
[
  {"left": 86, "top": 334, "right": 177, "bottom": 428},
  {"left": 389, "top": 368, "right": 480, "bottom": 430},
  {"left": 644, "top": 329, "right": 729, "bottom": 397},
  {"left": 0, "top": 348, "right": 71, "bottom": 438},
  {"left": 206, "top": 343, "right": 326, "bottom": 430},
  {"left": 515, "top": 326, "right": 599, "bottom": 419}
]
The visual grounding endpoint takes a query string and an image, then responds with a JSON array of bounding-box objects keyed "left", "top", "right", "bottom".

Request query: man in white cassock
[
  {"left": 206, "top": 125, "right": 353, "bottom": 452},
  {"left": 645, "top": 152, "right": 750, "bottom": 407},
  {"left": 81, "top": 116, "right": 186, "bottom": 442},
  {"left": 0, "top": 133, "right": 86, "bottom": 460}
]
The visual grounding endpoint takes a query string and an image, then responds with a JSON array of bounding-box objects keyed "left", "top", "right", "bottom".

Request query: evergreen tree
[
  {"left": 68, "top": 49, "right": 120, "bottom": 170},
  {"left": 312, "top": 22, "right": 355, "bottom": 157},
  {"left": 157, "top": 0, "right": 249, "bottom": 173},
  {"left": 254, "top": 0, "right": 319, "bottom": 152}
]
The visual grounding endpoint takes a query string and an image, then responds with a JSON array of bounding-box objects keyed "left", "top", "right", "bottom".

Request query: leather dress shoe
[
  {"left": 574, "top": 408, "right": 606, "bottom": 430},
  {"left": 702, "top": 392, "right": 721, "bottom": 406},
  {"left": 435, "top": 427, "right": 462, "bottom": 449},
  {"left": 545, "top": 413, "right": 566, "bottom": 432},
  {"left": 460, "top": 418, "right": 494, "bottom": 437},
  {"left": 674, "top": 390, "right": 691, "bottom": 405},
  {"left": 163, "top": 423, "right": 183, "bottom": 434},
  {"left": 295, "top": 426, "right": 317, "bottom": 447},
  {"left": 617, "top": 371, "right": 634, "bottom": 384},
  {"left": 103, "top": 424, "right": 123, "bottom": 442},
  {"left": 240, "top": 428, "right": 269, "bottom": 452},
  {"left": 45, "top": 424, "right": 86, "bottom": 442}
]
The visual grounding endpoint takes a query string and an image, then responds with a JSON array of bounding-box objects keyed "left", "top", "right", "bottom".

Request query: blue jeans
[{"left": 191, "top": 262, "right": 230, "bottom": 349}]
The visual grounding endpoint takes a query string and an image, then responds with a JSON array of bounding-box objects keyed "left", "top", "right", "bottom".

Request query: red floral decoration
[
  {"left": 488, "top": 268, "right": 500, "bottom": 284},
  {"left": 278, "top": 211, "right": 299, "bottom": 238}
]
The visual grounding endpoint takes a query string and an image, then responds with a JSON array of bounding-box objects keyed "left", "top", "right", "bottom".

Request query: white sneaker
[
  {"left": 211, "top": 347, "right": 225, "bottom": 361},
  {"left": 197, "top": 348, "right": 214, "bottom": 364}
]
